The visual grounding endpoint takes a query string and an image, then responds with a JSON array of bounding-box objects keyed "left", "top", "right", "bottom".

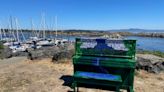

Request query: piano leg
[
  {"left": 127, "top": 86, "right": 134, "bottom": 92},
  {"left": 73, "top": 82, "right": 79, "bottom": 92},
  {"left": 77, "top": 86, "right": 79, "bottom": 92},
  {"left": 72, "top": 82, "right": 77, "bottom": 92},
  {"left": 116, "top": 86, "right": 120, "bottom": 92}
]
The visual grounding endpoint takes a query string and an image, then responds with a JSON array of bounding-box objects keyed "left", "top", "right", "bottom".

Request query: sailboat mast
[
  {"left": 0, "top": 23, "right": 2, "bottom": 40},
  {"left": 55, "top": 16, "right": 57, "bottom": 38},
  {"left": 41, "top": 13, "right": 46, "bottom": 39},
  {"left": 50, "top": 17, "right": 54, "bottom": 38},
  {"left": 1, "top": 21, "right": 6, "bottom": 38},
  {"left": 15, "top": 18, "right": 20, "bottom": 42},
  {"left": 10, "top": 16, "right": 13, "bottom": 31},
  {"left": 10, "top": 16, "right": 16, "bottom": 41},
  {"left": 31, "top": 19, "right": 35, "bottom": 37},
  {"left": 17, "top": 19, "right": 26, "bottom": 42},
  {"left": 0, "top": 30, "right": 2, "bottom": 40},
  {"left": 2, "top": 29, "right": 6, "bottom": 38},
  {"left": 8, "top": 20, "right": 12, "bottom": 40}
]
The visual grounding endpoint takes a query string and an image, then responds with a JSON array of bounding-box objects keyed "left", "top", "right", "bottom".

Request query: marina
[{"left": 0, "top": 15, "right": 69, "bottom": 53}]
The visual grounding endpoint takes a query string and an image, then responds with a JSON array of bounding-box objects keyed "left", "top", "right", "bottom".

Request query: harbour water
[
  {"left": 126, "top": 36, "right": 164, "bottom": 52},
  {"left": 66, "top": 35, "right": 164, "bottom": 52}
]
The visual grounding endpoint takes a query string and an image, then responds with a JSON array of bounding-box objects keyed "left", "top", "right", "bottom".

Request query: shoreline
[
  {"left": 137, "top": 49, "right": 164, "bottom": 58},
  {"left": 1, "top": 29, "right": 164, "bottom": 38},
  {"left": 58, "top": 31, "right": 164, "bottom": 38}
]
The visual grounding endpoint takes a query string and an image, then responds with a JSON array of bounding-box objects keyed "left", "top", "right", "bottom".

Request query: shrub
[{"left": 0, "top": 41, "right": 3, "bottom": 49}]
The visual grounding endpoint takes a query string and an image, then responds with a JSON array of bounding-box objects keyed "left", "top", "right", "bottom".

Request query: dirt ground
[{"left": 0, "top": 57, "right": 164, "bottom": 92}]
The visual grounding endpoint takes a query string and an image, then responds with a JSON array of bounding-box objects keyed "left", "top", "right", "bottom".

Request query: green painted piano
[{"left": 72, "top": 38, "right": 136, "bottom": 92}]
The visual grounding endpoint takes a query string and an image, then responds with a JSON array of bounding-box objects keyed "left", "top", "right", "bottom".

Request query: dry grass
[
  {"left": 0, "top": 58, "right": 163, "bottom": 92},
  {"left": 0, "top": 58, "right": 73, "bottom": 92},
  {"left": 134, "top": 70, "right": 164, "bottom": 92}
]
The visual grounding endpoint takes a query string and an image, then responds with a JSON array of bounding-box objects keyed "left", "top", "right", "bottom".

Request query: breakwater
[{"left": 133, "top": 32, "right": 164, "bottom": 38}]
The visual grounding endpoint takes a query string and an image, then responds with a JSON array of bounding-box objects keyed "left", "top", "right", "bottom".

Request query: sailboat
[
  {"left": 36, "top": 13, "right": 55, "bottom": 46},
  {"left": 3, "top": 16, "right": 17, "bottom": 46},
  {"left": 26, "top": 19, "right": 41, "bottom": 44},
  {"left": 53, "top": 16, "right": 68, "bottom": 46},
  {"left": 0, "top": 20, "right": 14, "bottom": 43},
  {"left": 29, "top": 19, "right": 41, "bottom": 41},
  {"left": 9, "top": 17, "right": 29, "bottom": 53}
]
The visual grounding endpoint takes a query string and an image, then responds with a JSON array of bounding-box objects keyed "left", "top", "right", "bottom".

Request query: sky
[{"left": 0, "top": 0, "right": 164, "bottom": 30}]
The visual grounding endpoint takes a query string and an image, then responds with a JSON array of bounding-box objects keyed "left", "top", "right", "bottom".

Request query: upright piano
[{"left": 72, "top": 38, "right": 136, "bottom": 92}]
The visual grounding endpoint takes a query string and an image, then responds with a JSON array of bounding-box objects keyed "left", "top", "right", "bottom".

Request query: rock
[
  {"left": 52, "top": 49, "right": 74, "bottom": 63},
  {"left": 136, "top": 54, "right": 164, "bottom": 73},
  {"left": 101, "top": 33, "right": 123, "bottom": 39},
  {"left": 27, "top": 50, "right": 44, "bottom": 60},
  {"left": 27, "top": 46, "right": 74, "bottom": 60},
  {"left": 136, "top": 57, "right": 153, "bottom": 72},
  {"left": 12, "top": 51, "right": 28, "bottom": 57},
  {"left": 0, "top": 46, "right": 28, "bottom": 59},
  {"left": 135, "top": 32, "right": 164, "bottom": 38},
  {"left": 0, "top": 47, "right": 12, "bottom": 59},
  {"left": 153, "top": 62, "right": 164, "bottom": 73}
]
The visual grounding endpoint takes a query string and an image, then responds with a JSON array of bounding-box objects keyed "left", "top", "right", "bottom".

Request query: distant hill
[{"left": 107, "top": 28, "right": 164, "bottom": 33}]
